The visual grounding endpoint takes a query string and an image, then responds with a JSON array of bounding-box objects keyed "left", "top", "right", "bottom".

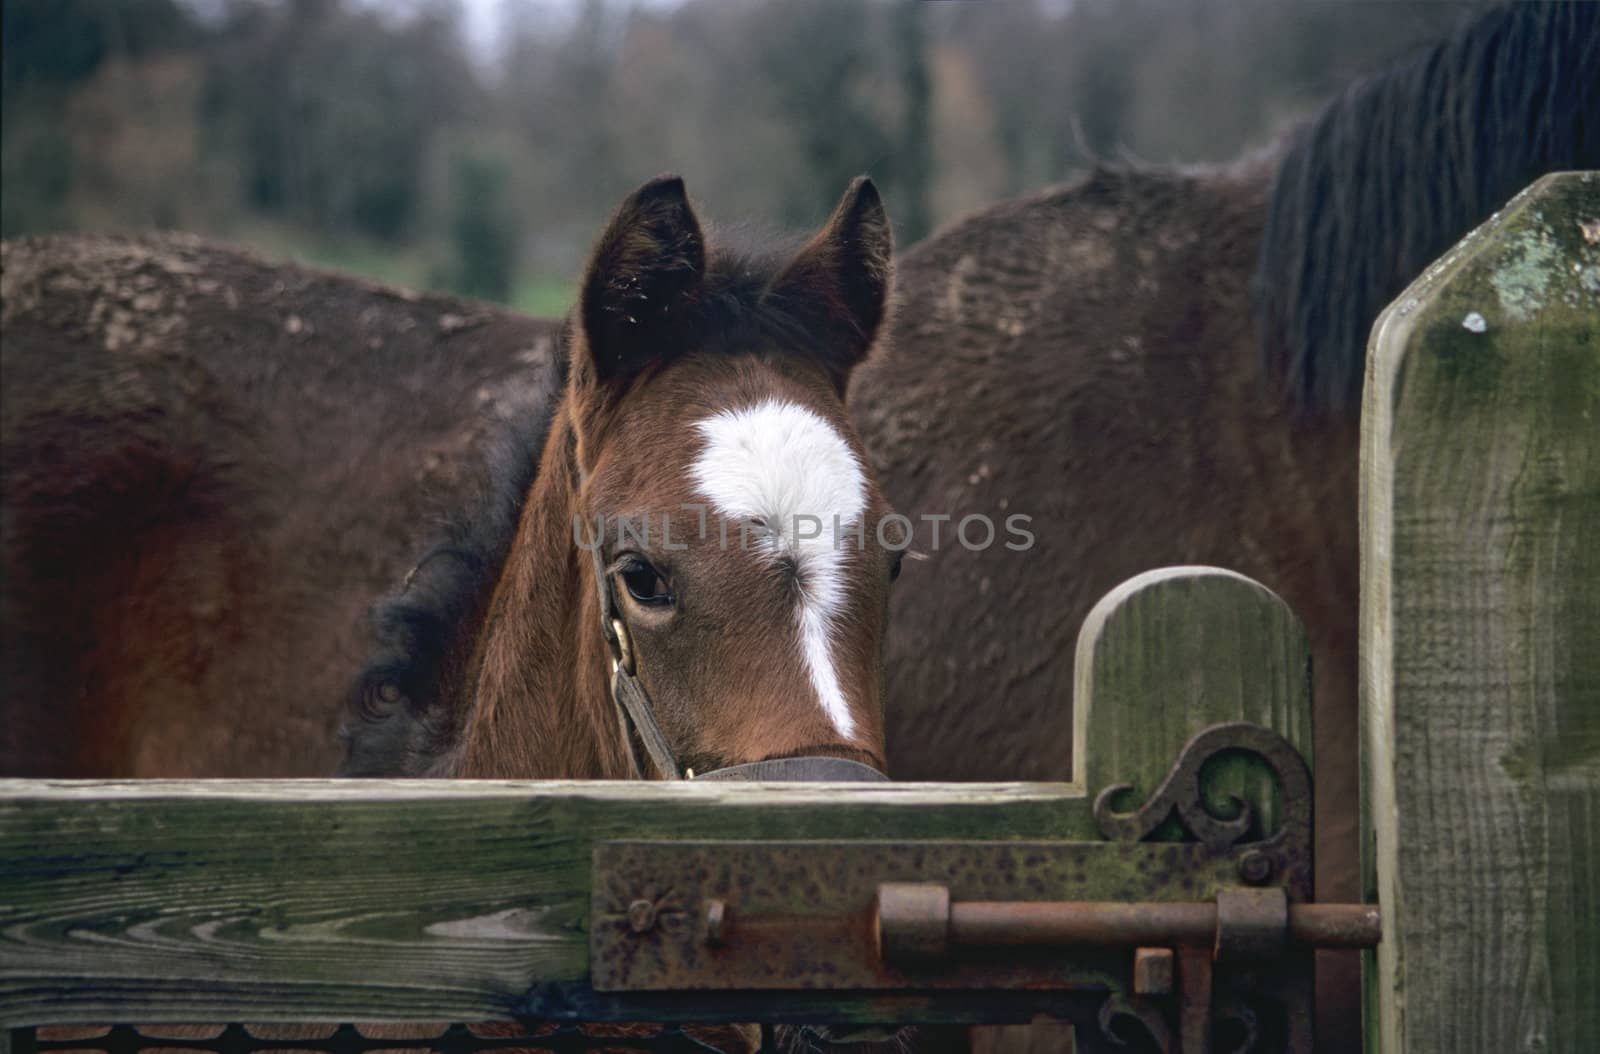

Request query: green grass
[
  {"left": 231, "top": 218, "right": 427, "bottom": 288},
  {"left": 511, "top": 276, "right": 574, "bottom": 318},
  {"left": 229, "top": 218, "right": 574, "bottom": 318}
]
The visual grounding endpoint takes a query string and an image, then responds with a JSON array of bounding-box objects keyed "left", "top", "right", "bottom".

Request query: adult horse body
[
  {"left": 853, "top": 4, "right": 1597, "bottom": 1048},
  {"left": 0, "top": 234, "right": 564, "bottom": 777}
]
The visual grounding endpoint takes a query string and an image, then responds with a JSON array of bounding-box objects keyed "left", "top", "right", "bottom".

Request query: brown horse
[
  {"left": 339, "top": 174, "right": 907, "bottom": 1054},
  {"left": 341, "top": 173, "right": 901, "bottom": 781},
  {"left": 0, "top": 233, "right": 563, "bottom": 777},
  {"left": 852, "top": 4, "right": 1597, "bottom": 1049}
]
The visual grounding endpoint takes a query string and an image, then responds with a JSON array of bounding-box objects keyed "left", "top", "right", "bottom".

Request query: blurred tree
[
  {"left": 498, "top": 0, "right": 633, "bottom": 277},
  {"left": 63, "top": 54, "right": 212, "bottom": 231},
  {"left": 1, "top": 112, "right": 74, "bottom": 235},
  {"left": 887, "top": 0, "right": 933, "bottom": 245},
  {"left": 204, "top": 0, "right": 477, "bottom": 241},
  {"left": 1, "top": 0, "right": 196, "bottom": 235},
  {"left": 757, "top": 0, "right": 894, "bottom": 228},
  {"left": 442, "top": 148, "right": 517, "bottom": 302},
  {"left": 0, "top": 0, "right": 1488, "bottom": 296},
  {"left": 1067, "top": 0, "right": 1141, "bottom": 161},
  {"left": 1, "top": 0, "right": 194, "bottom": 90},
  {"left": 938, "top": 0, "right": 1065, "bottom": 197}
]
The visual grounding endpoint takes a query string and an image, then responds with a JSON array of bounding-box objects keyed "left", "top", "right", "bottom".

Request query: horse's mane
[
  {"left": 339, "top": 235, "right": 821, "bottom": 776},
  {"left": 677, "top": 227, "right": 818, "bottom": 359},
  {"left": 1256, "top": 1, "right": 1600, "bottom": 413},
  {"left": 340, "top": 395, "right": 557, "bottom": 776}
]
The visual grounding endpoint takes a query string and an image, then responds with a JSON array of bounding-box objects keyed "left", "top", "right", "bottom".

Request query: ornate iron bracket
[{"left": 1094, "top": 722, "right": 1311, "bottom": 850}]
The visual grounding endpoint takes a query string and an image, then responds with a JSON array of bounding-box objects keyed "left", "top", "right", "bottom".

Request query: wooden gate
[
  {"left": 0, "top": 562, "right": 1326, "bottom": 1053},
  {"left": 3, "top": 172, "right": 1596, "bottom": 1053}
]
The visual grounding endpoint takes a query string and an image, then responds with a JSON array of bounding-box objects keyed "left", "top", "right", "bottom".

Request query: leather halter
[{"left": 586, "top": 533, "right": 886, "bottom": 783}]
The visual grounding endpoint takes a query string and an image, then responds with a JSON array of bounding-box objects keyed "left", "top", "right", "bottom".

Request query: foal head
[
  {"left": 562, "top": 175, "right": 899, "bottom": 778},
  {"left": 345, "top": 176, "right": 900, "bottom": 780}
]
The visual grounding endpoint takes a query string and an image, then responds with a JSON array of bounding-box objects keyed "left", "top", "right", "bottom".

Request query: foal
[{"left": 343, "top": 175, "right": 900, "bottom": 781}]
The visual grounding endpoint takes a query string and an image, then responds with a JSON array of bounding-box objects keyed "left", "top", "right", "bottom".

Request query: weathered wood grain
[
  {"left": 1362, "top": 171, "right": 1600, "bottom": 1053},
  {"left": 1075, "top": 565, "right": 1314, "bottom": 836},
  {"left": 1, "top": 780, "right": 1084, "bottom": 1027},
  {"left": 986, "top": 565, "right": 1315, "bottom": 1054}
]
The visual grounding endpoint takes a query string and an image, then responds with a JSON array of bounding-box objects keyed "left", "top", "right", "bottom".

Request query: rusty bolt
[
  {"left": 1132, "top": 946, "right": 1174, "bottom": 996},
  {"left": 1238, "top": 849, "right": 1274, "bottom": 885},
  {"left": 626, "top": 899, "right": 658, "bottom": 934},
  {"left": 703, "top": 898, "right": 726, "bottom": 945},
  {"left": 876, "top": 883, "right": 951, "bottom": 963},
  {"left": 1215, "top": 888, "right": 1288, "bottom": 962}
]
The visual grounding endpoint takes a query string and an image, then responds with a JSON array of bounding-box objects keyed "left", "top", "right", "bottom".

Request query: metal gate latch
[
  {"left": 591, "top": 723, "right": 1374, "bottom": 1053},
  {"left": 874, "top": 883, "right": 1382, "bottom": 964}
]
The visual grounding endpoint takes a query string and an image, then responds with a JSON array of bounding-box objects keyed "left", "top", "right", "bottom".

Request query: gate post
[
  {"left": 1362, "top": 171, "right": 1600, "bottom": 1053},
  {"left": 1073, "top": 565, "right": 1317, "bottom": 1050},
  {"left": 1075, "top": 565, "right": 1314, "bottom": 831}
]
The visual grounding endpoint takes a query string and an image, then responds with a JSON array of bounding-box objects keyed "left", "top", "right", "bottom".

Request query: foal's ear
[
  {"left": 580, "top": 175, "right": 706, "bottom": 384},
  {"left": 766, "top": 176, "right": 893, "bottom": 388}
]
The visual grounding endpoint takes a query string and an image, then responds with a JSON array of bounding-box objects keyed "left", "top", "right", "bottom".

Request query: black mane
[
  {"left": 339, "top": 237, "right": 815, "bottom": 776},
  {"left": 670, "top": 229, "right": 820, "bottom": 360},
  {"left": 1256, "top": 1, "right": 1600, "bottom": 412},
  {"left": 340, "top": 403, "right": 554, "bottom": 776}
]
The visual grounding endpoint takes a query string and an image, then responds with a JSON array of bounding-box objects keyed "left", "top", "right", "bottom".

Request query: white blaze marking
[{"left": 690, "top": 399, "right": 866, "bottom": 739}]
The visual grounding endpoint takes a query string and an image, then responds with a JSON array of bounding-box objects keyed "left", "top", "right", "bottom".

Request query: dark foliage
[
  {"left": 1, "top": 0, "right": 193, "bottom": 89},
  {"left": 445, "top": 151, "right": 518, "bottom": 303}
]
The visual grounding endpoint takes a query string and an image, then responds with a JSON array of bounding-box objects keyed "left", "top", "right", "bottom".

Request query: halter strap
[
  {"left": 694, "top": 756, "right": 888, "bottom": 782},
  {"left": 589, "top": 540, "right": 682, "bottom": 779}
]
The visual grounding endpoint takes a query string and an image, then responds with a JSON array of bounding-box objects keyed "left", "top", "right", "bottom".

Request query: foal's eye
[
  {"left": 620, "top": 558, "right": 672, "bottom": 606},
  {"left": 889, "top": 551, "right": 905, "bottom": 583}
]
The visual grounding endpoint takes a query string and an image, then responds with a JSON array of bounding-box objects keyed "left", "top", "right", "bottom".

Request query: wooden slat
[
  {"left": 1362, "top": 171, "right": 1600, "bottom": 1053},
  {"left": 1075, "top": 565, "right": 1314, "bottom": 834},
  {"left": 999, "top": 565, "right": 1316, "bottom": 1054},
  {"left": 1, "top": 779, "right": 1087, "bottom": 1027}
]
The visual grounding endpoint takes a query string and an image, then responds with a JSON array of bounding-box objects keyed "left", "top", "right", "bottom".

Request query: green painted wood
[
  {"left": 958, "top": 565, "right": 1317, "bottom": 1054},
  {"left": 1075, "top": 565, "right": 1314, "bottom": 837},
  {"left": 1053, "top": 564, "right": 1317, "bottom": 1054},
  {"left": 0, "top": 779, "right": 1091, "bottom": 1027},
  {"left": 1362, "top": 171, "right": 1600, "bottom": 1053}
]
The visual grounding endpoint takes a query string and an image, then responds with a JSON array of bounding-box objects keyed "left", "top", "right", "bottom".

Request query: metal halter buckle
[{"left": 611, "top": 617, "right": 635, "bottom": 675}]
